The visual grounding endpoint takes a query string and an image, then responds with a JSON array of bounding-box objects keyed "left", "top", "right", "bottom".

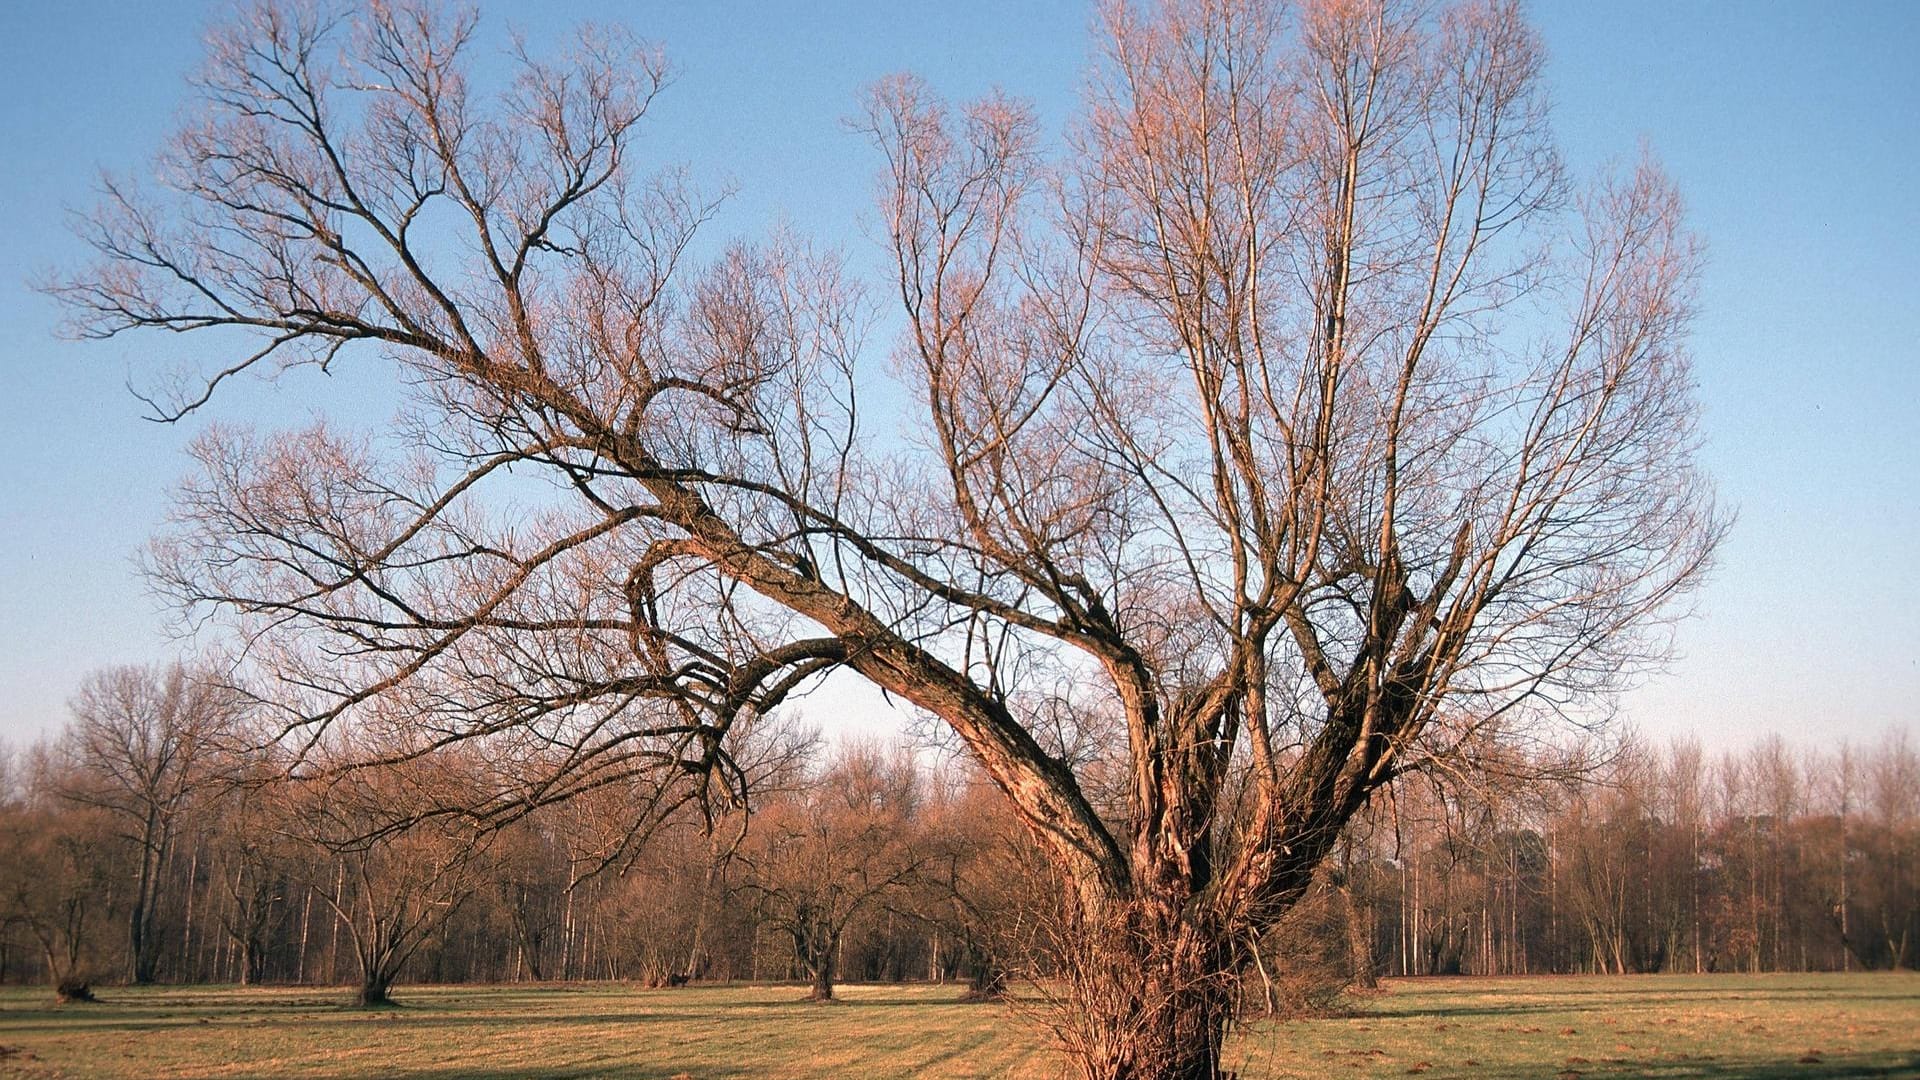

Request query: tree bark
[
  {"left": 1345, "top": 887, "right": 1378, "bottom": 990},
  {"left": 958, "top": 939, "right": 1007, "bottom": 1002},
  {"left": 356, "top": 977, "right": 394, "bottom": 1007},
  {"left": 807, "top": 962, "right": 834, "bottom": 1002},
  {"left": 1053, "top": 896, "right": 1241, "bottom": 1080},
  {"left": 1340, "top": 843, "right": 1378, "bottom": 990}
]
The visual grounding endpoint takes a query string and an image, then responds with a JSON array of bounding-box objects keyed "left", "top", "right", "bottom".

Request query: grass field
[{"left": 0, "top": 973, "right": 1914, "bottom": 1079}]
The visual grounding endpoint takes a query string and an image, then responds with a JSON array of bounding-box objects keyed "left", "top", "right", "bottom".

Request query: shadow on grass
[
  {"left": 1358, "top": 1053, "right": 1920, "bottom": 1079},
  {"left": 0, "top": 986, "right": 993, "bottom": 1043},
  {"left": 140, "top": 1049, "right": 1920, "bottom": 1080},
  {"left": 1361, "top": 991, "right": 1920, "bottom": 1021}
]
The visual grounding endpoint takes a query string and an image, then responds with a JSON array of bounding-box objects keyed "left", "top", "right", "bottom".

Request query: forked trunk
[
  {"left": 959, "top": 945, "right": 1007, "bottom": 1003},
  {"left": 795, "top": 920, "right": 837, "bottom": 1001},
  {"left": 356, "top": 977, "right": 394, "bottom": 1007},
  {"left": 807, "top": 963, "right": 834, "bottom": 1002}
]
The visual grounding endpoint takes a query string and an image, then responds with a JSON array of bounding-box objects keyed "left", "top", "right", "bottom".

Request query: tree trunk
[
  {"left": 240, "top": 935, "right": 265, "bottom": 987},
  {"left": 296, "top": 886, "right": 312, "bottom": 984},
  {"left": 795, "top": 917, "right": 838, "bottom": 1002},
  {"left": 1069, "top": 977, "right": 1233, "bottom": 1080},
  {"left": 1339, "top": 843, "right": 1378, "bottom": 990},
  {"left": 180, "top": 845, "right": 198, "bottom": 980},
  {"left": 1246, "top": 933, "right": 1278, "bottom": 1018},
  {"left": 1345, "top": 887, "right": 1378, "bottom": 990},
  {"left": 356, "top": 976, "right": 393, "bottom": 1007},
  {"left": 1054, "top": 899, "right": 1239, "bottom": 1080},
  {"left": 685, "top": 853, "right": 724, "bottom": 982},
  {"left": 129, "top": 867, "right": 161, "bottom": 983},
  {"left": 958, "top": 939, "right": 1008, "bottom": 1002},
  {"left": 129, "top": 814, "right": 168, "bottom": 985}
]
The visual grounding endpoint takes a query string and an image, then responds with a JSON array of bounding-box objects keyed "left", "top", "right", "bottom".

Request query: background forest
[{"left": 4, "top": 663, "right": 1913, "bottom": 1005}]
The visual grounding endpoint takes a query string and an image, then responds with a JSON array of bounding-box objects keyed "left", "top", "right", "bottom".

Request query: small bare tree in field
[
  {"left": 57, "top": 0, "right": 1721, "bottom": 1073},
  {"left": 0, "top": 798, "right": 119, "bottom": 1002},
  {"left": 282, "top": 749, "right": 498, "bottom": 1006},
  {"left": 739, "top": 743, "right": 926, "bottom": 1001},
  {"left": 61, "top": 663, "right": 243, "bottom": 984}
]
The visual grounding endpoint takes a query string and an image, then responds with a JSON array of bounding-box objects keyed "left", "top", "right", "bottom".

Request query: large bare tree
[{"left": 57, "top": 0, "right": 1721, "bottom": 1074}]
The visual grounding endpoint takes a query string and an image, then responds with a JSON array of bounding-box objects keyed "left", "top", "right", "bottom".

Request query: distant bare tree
[
  {"left": 1860, "top": 730, "right": 1918, "bottom": 969},
  {"left": 913, "top": 768, "right": 1049, "bottom": 1001},
  {"left": 204, "top": 765, "right": 299, "bottom": 986},
  {"left": 285, "top": 751, "right": 497, "bottom": 1006},
  {"left": 740, "top": 743, "right": 926, "bottom": 1001},
  {"left": 491, "top": 817, "right": 567, "bottom": 981},
  {"left": 0, "top": 747, "right": 122, "bottom": 1001},
  {"left": 61, "top": 663, "right": 242, "bottom": 984},
  {"left": 57, "top": 0, "right": 1722, "bottom": 1073}
]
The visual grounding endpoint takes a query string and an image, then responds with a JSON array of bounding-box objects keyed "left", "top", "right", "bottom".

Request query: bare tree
[
  {"left": 57, "top": 0, "right": 1721, "bottom": 1073},
  {"left": 491, "top": 817, "right": 567, "bottom": 981},
  {"left": 0, "top": 800, "right": 120, "bottom": 1002},
  {"left": 911, "top": 766, "right": 1050, "bottom": 1001},
  {"left": 61, "top": 663, "right": 241, "bottom": 983},
  {"left": 284, "top": 751, "right": 498, "bottom": 1006},
  {"left": 739, "top": 742, "right": 926, "bottom": 1001},
  {"left": 204, "top": 766, "right": 299, "bottom": 985},
  {"left": 1861, "top": 730, "right": 1918, "bottom": 969}
]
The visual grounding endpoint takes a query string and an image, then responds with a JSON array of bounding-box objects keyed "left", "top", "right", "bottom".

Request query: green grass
[{"left": 0, "top": 973, "right": 1914, "bottom": 1078}]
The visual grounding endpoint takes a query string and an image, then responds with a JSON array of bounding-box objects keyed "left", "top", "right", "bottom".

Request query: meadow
[{"left": 0, "top": 973, "right": 1914, "bottom": 1079}]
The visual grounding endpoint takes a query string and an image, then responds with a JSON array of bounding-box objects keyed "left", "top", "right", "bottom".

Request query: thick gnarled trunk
[
  {"left": 795, "top": 921, "right": 837, "bottom": 1002},
  {"left": 1054, "top": 896, "right": 1241, "bottom": 1080},
  {"left": 807, "top": 962, "right": 834, "bottom": 1002},
  {"left": 356, "top": 976, "right": 394, "bottom": 1007}
]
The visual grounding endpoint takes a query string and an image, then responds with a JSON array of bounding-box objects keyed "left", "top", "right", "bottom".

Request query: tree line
[
  {"left": 1343, "top": 732, "right": 1918, "bottom": 979},
  {"left": 4, "top": 663, "right": 1912, "bottom": 1005}
]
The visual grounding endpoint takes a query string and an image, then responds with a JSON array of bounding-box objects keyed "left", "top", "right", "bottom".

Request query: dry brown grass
[{"left": 0, "top": 973, "right": 1912, "bottom": 1078}]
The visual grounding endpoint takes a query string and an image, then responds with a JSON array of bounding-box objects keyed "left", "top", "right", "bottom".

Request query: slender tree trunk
[
  {"left": 327, "top": 860, "right": 344, "bottom": 985},
  {"left": 1246, "top": 931, "right": 1277, "bottom": 1017},
  {"left": 296, "top": 886, "right": 313, "bottom": 984},
  {"left": 1399, "top": 858, "right": 1409, "bottom": 976},
  {"left": 179, "top": 844, "right": 197, "bottom": 981},
  {"left": 684, "top": 854, "right": 724, "bottom": 981},
  {"left": 1692, "top": 822, "right": 1703, "bottom": 974},
  {"left": 1547, "top": 828, "right": 1558, "bottom": 973},
  {"left": 560, "top": 863, "right": 578, "bottom": 981}
]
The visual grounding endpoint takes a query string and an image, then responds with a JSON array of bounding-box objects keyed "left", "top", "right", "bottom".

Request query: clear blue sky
[{"left": 1, "top": 1, "right": 1915, "bottom": 750}]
